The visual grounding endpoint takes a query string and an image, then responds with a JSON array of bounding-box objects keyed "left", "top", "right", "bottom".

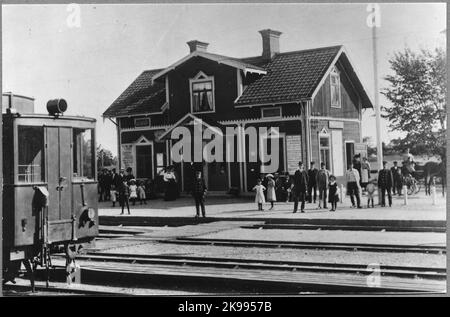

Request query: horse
[{"left": 421, "top": 161, "right": 446, "bottom": 196}]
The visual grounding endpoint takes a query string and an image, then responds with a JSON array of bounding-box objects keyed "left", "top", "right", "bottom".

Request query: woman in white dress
[
  {"left": 252, "top": 179, "right": 266, "bottom": 211},
  {"left": 361, "top": 157, "right": 371, "bottom": 192},
  {"left": 266, "top": 174, "right": 277, "bottom": 210}
]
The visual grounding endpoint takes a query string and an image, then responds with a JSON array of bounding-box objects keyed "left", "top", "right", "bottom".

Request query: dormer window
[
  {"left": 330, "top": 67, "right": 341, "bottom": 108},
  {"left": 190, "top": 71, "right": 215, "bottom": 113}
]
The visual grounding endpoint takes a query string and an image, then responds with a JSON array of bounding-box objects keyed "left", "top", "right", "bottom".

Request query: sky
[{"left": 2, "top": 2, "right": 446, "bottom": 156}]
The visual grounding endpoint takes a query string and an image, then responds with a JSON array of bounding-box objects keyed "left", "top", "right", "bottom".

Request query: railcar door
[{"left": 46, "top": 126, "right": 73, "bottom": 243}]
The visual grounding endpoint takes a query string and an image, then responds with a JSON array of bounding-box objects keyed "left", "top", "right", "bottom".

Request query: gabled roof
[
  {"left": 103, "top": 69, "right": 165, "bottom": 117},
  {"left": 235, "top": 45, "right": 341, "bottom": 106},
  {"left": 103, "top": 44, "right": 373, "bottom": 118},
  {"left": 151, "top": 51, "right": 267, "bottom": 81},
  {"left": 235, "top": 45, "right": 373, "bottom": 108}
]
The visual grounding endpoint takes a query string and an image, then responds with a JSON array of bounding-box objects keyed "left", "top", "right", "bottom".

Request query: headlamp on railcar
[{"left": 47, "top": 99, "right": 68, "bottom": 116}]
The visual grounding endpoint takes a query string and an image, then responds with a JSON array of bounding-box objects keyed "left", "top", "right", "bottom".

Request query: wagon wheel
[
  {"left": 408, "top": 183, "right": 416, "bottom": 196},
  {"left": 414, "top": 181, "right": 421, "bottom": 195}
]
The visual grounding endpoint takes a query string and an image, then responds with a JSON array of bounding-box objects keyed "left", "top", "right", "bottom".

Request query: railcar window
[
  {"left": 18, "top": 126, "right": 45, "bottom": 183},
  {"left": 73, "top": 128, "right": 94, "bottom": 180}
]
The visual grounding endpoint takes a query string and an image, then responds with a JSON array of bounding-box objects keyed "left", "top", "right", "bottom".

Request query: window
[
  {"left": 319, "top": 134, "right": 331, "bottom": 171},
  {"left": 261, "top": 107, "right": 282, "bottom": 119},
  {"left": 330, "top": 67, "right": 341, "bottom": 108},
  {"left": 190, "top": 72, "right": 215, "bottom": 113},
  {"left": 135, "top": 118, "right": 150, "bottom": 128},
  {"left": 73, "top": 128, "right": 94, "bottom": 179},
  {"left": 18, "top": 126, "right": 45, "bottom": 183}
]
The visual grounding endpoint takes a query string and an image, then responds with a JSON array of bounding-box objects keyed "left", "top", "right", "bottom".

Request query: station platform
[{"left": 98, "top": 193, "right": 446, "bottom": 229}]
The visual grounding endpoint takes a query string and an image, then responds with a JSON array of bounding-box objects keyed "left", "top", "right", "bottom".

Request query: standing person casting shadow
[
  {"left": 378, "top": 161, "right": 394, "bottom": 207},
  {"left": 291, "top": 161, "right": 308, "bottom": 213},
  {"left": 164, "top": 165, "right": 178, "bottom": 201},
  {"left": 345, "top": 162, "right": 362, "bottom": 209},
  {"left": 118, "top": 180, "right": 131, "bottom": 215},
  {"left": 192, "top": 170, "right": 207, "bottom": 218},
  {"left": 266, "top": 174, "right": 277, "bottom": 210}
]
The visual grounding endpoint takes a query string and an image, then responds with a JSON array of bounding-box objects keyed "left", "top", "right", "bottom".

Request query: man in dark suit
[
  {"left": 192, "top": 170, "right": 207, "bottom": 218},
  {"left": 111, "top": 168, "right": 120, "bottom": 187},
  {"left": 378, "top": 161, "right": 394, "bottom": 207},
  {"left": 291, "top": 161, "right": 309, "bottom": 213},
  {"left": 390, "top": 161, "right": 402, "bottom": 195},
  {"left": 307, "top": 161, "right": 318, "bottom": 203}
]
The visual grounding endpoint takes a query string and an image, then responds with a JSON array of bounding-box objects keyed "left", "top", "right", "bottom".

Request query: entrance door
[
  {"left": 46, "top": 127, "right": 73, "bottom": 243},
  {"left": 345, "top": 142, "right": 355, "bottom": 169},
  {"left": 136, "top": 144, "right": 153, "bottom": 179},
  {"left": 207, "top": 162, "right": 228, "bottom": 191}
]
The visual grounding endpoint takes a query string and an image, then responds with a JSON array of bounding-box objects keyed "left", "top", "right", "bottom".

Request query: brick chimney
[
  {"left": 259, "top": 29, "right": 282, "bottom": 59},
  {"left": 187, "top": 40, "right": 209, "bottom": 53}
]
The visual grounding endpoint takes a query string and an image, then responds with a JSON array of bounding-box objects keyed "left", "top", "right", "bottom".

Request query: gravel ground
[
  {"left": 98, "top": 240, "right": 446, "bottom": 268},
  {"left": 196, "top": 228, "right": 446, "bottom": 246},
  {"left": 99, "top": 194, "right": 446, "bottom": 221}
]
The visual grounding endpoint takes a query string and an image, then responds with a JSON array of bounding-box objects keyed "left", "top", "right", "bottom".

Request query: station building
[{"left": 103, "top": 29, "right": 372, "bottom": 193}]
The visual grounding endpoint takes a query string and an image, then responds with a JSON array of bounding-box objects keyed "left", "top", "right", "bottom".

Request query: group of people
[
  {"left": 253, "top": 161, "right": 340, "bottom": 213},
  {"left": 251, "top": 155, "right": 410, "bottom": 213},
  {"left": 98, "top": 167, "right": 148, "bottom": 214}
]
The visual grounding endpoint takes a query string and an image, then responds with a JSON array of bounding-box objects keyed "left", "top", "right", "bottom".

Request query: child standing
[
  {"left": 328, "top": 175, "right": 339, "bottom": 212},
  {"left": 366, "top": 179, "right": 376, "bottom": 208},
  {"left": 137, "top": 181, "right": 147, "bottom": 205},
  {"left": 110, "top": 184, "right": 117, "bottom": 207},
  {"left": 252, "top": 179, "right": 266, "bottom": 211},
  {"left": 266, "top": 174, "right": 276, "bottom": 210},
  {"left": 129, "top": 179, "right": 138, "bottom": 206},
  {"left": 119, "top": 181, "right": 131, "bottom": 215}
]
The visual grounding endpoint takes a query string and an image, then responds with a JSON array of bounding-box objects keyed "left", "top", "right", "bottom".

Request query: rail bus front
[{"left": 2, "top": 113, "right": 98, "bottom": 268}]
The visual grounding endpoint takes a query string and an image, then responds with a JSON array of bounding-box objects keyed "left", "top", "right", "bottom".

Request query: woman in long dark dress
[{"left": 164, "top": 166, "right": 178, "bottom": 201}]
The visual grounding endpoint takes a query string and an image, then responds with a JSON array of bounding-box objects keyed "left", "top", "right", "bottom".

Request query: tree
[
  {"left": 97, "top": 145, "right": 117, "bottom": 169},
  {"left": 381, "top": 47, "right": 446, "bottom": 159},
  {"left": 363, "top": 136, "right": 377, "bottom": 157}
]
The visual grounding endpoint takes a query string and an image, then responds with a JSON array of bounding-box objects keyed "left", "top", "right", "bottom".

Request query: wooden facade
[{"left": 105, "top": 31, "right": 373, "bottom": 192}]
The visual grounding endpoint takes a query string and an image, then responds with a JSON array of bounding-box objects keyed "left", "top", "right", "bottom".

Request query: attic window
[
  {"left": 190, "top": 71, "right": 215, "bottom": 114},
  {"left": 330, "top": 67, "right": 341, "bottom": 108},
  {"left": 261, "top": 107, "right": 282, "bottom": 119},
  {"left": 135, "top": 118, "right": 150, "bottom": 128}
]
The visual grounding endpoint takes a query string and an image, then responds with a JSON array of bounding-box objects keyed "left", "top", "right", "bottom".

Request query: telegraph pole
[{"left": 368, "top": 4, "right": 383, "bottom": 170}]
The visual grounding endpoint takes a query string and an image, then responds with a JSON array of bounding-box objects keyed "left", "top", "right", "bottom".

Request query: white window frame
[
  {"left": 189, "top": 71, "right": 215, "bottom": 114},
  {"left": 261, "top": 106, "right": 282, "bottom": 119},
  {"left": 318, "top": 130, "right": 332, "bottom": 172},
  {"left": 134, "top": 117, "right": 151, "bottom": 128},
  {"left": 330, "top": 67, "right": 341, "bottom": 109}
]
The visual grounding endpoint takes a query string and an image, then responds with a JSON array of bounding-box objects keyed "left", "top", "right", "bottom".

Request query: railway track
[
  {"left": 241, "top": 223, "right": 446, "bottom": 233},
  {"left": 48, "top": 252, "right": 445, "bottom": 293},
  {"left": 159, "top": 237, "right": 446, "bottom": 254},
  {"left": 70, "top": 252, "right": 446, "bottom": 280}
]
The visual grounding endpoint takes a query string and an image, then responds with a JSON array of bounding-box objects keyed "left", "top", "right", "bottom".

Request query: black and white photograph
[{"left": 0, "top": 1, "right": 447, "bottom": 299}]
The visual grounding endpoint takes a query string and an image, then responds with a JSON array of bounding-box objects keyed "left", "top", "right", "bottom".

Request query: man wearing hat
[
  {"left": 378, "top": 161, "right": 394, "bottom": 207},
  {"left": 390, "top": 161, "right": 402, "bottom": 195},
  {"left": 291, "top": 161, "right": 309, "bottom": 213},
  {"left": 307, "top": 161, "right": 318, "bottom": 204}
]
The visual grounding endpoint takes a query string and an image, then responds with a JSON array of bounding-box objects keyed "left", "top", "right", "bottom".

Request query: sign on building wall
[
  {"left": 286, "top": 135, "right": 302, "bottom": 175},
  {"left": 329, "top": 120, "right": 344, "bottom": 129},
  {"left": 121, "top": 144, "right": 134, "bottom": 170}
]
